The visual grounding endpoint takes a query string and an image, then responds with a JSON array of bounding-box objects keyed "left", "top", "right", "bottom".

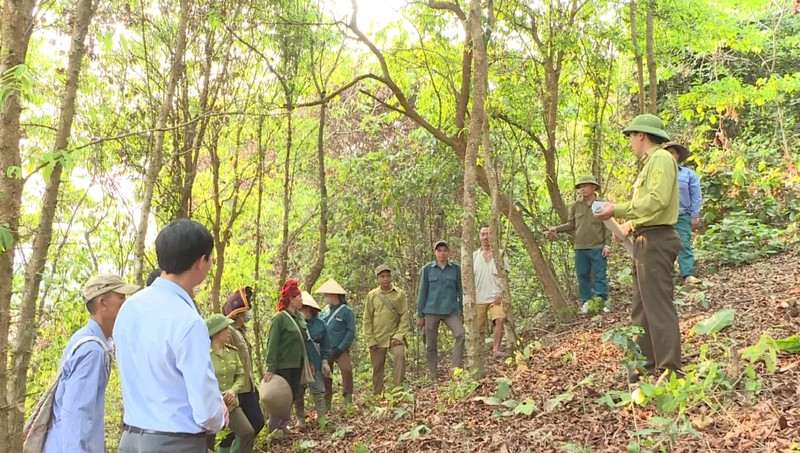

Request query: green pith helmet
[
  {"left": 574, "top": 175, "right": 600, "bottom": 191},
  {"left": 205, "top": 313, "right": 233, "bottom": 337},
  {"left": 622, "top": 114, "right": 671, "bottom": 141}
]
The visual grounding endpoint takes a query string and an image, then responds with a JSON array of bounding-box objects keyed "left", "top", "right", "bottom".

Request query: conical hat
[
  {"left": 259, "top": 374, "right": 293, "bottom": 418},
  {"left": 301, "top": 291, "right": 321, "bottom": 310},
  {"left": 315, "top": 278, "right": 347, "bottom": 295}
]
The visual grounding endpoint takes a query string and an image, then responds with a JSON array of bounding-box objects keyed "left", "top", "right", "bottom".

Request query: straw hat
[
  {"left": 259, "top": 374, "right": 293, "bottom": 418},
  {"left": 315, "top": 278, "right": 347, "bottom": 295},
  {"left": 301, "top": 291, "right": 321, "bottom": 310}
]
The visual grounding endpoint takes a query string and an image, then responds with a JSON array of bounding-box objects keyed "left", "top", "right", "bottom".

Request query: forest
[{"left": 1, "top": 0, "right": 799, "bottom": 451}]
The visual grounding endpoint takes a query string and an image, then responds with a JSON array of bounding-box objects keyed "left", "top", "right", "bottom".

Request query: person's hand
[
  {"left": 390, "top": 338, "right": 403, "bottom": 347},
  {"left": 691, "top": 218, "right": 700, "bottom": 231},
  {"left": 593, "top": 201, "right": 614, "bottom": 220},
  {"left": 546, "top": 227, "right": 557, "bottom": 239},
  {"left": 417, "top": 317, "right": 425, "bottom": 327},
  {"left": 222, "top": 390, "right": 236, "bottom": 405},
  {"left": 601, "top": 245, "right": 611, "bottom": 258},
  {"left": 322, "top": 361, "right": 331, "bottom": 378},
  {"left": 263, "top": 371, "right": 273, "bottom": 382},
  {"left": 493, "top": 292, "right": 502, "bottom": 305},
  {"left": 330, "top": 347, "right": 342, "bottom": 359}
]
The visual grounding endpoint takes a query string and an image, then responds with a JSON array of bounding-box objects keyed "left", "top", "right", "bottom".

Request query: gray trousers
[
  {"left": 119, "top": 430, "right": 207, "bottom": 453},
  {"left": 424, "top": 313, "right": 465, "bottom": 376}
]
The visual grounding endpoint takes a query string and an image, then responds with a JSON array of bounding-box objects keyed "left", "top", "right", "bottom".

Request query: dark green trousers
[{"left": 631, "top": 226, "right": 682, "bottom": 374}]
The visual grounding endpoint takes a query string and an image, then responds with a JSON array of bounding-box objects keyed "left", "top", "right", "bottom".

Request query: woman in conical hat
[{"left": 316, "top": 278, "right": 355, "bottom": 408}]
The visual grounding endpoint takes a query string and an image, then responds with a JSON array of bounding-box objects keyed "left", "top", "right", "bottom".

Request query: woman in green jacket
[
  {"left": 206, "top": 314, "right": 255, "bottom": 453},
  {"left": 263, "top": 277, "right": 307, "bottom": 434}
]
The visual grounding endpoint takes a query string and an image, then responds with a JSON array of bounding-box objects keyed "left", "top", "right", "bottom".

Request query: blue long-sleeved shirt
[
  {"left": 113, "top": 277, "right": 225, "bottom": 434},
  {"left": 320, "top": 303, "right": 355, "bottom": 351},
  {"left": 305, "top": 316, "right": 330, "bottom": 373},
  {"left": 416, "top": 261, "right": 463, "bottom": 317},
  {"left": 678, "top": 166, "right": 702, "bottom": 219},
  {"left": 42, "top": 319, "right": 109, "bottom": 453}
]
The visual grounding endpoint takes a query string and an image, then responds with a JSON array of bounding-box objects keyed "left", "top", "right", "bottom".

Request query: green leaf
[
  {"left": 494, "top": 377, "right": 512, "bottom": 400},
  {"left": 690, "top": 308, "right": 735, "bottom": 335},
  {"left": 512, "top": 399, "right": 538, "bottom": 416},
  {"left": 0, "top": 223, "right": 12, "bottom": 252},
  {"left": 473, "top": 396, "right": 503, "bottom": 406},
  {"left": 774, "top": 334, "right": 800, "bottom": 353},
  {"left": 544, "top": 391, "right": 574, "bottom": 412}
]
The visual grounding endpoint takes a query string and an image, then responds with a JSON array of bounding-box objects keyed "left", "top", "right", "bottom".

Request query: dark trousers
[
  {"left": 219, "top": 389, "right": 264, "bottom": 447},
  {"left": 631, "top": 226, "right": 682, "bottom": 374},
  {"left": 574, "top": 247, "right": 608, "bottom": 302},
  {"left": 324, "top": 348, "right": 353, "bottom": 400}
]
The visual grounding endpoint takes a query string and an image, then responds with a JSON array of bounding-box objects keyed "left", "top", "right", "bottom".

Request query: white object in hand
[{"left": 603, "top": 217, "right": 634, "bottom": 255}]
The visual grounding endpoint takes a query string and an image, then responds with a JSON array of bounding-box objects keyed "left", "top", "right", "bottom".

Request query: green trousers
[
  {"left": 631, "top": 226, "right": 682, "bottom": 374},
  {"left": 675, "top": 214, "right": 695, "bottom": 278}
]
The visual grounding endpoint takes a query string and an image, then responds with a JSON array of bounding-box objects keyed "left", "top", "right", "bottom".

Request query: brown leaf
[{"left": 690, "top": 414, "right": 714, "bottom": 430}]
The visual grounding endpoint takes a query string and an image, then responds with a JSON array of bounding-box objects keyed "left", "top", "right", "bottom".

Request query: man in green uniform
[
  {"left": 594, "top": 114, "right": 682, "bottom": 383},
  {"left": 547, "top": 175, "right": 611, "bottom": 314},
  {"left": 364, "top": 264, "right": 410, "bottom": 395}
]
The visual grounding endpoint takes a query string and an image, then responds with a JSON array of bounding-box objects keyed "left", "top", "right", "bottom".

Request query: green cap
[
  {"left": 205, "top": 313, "right": 233, "bottom": 337},
  {"left": 375, "top": 264, "right": 391, "bottom": 277},
  {"left": 622, "top": 114, "right": 671, "bottom": 141},
  {"left": 574, "top": 175, "right": 600, "bottom": 191}
]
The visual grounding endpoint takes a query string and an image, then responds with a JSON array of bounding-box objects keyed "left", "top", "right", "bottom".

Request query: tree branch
[{"left": 428, "top": 0, "right": 466, "bottom": 21}]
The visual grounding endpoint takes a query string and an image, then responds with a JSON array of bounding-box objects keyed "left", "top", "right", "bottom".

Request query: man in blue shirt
[
  {"left": 42, "top": 274, "right": 138, "bottom": 453},
  {"left": 664, "top": 142, "right": 703, "bottom": 285},
  {"left": 115, "top": 219, "right": 228, "bottom": 452},
  {"left": 416, "top": 240, "right": 464, "bottom": 378}
]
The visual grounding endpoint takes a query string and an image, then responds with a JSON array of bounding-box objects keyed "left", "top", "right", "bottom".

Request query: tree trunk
[
  {"left": 0, "top": 0, "right": 38, "bottom": 444},
  {"left": 278, "top": 106, "right": 293, "bottom": 286},
  {"left": 645, "top": 0, "right": 657, "bottom": 114},
  {"left": 304, "top": 95, "right": 328, "bottom": 291},
  {"left": 630, "top": 0, "right": 645, "bottom": 114},
  {"left": 253, "top": 119, "right": 266, "bottom": 377},
  {"left": 542, "top": 56, "right": 568, "bottom": 222},
  {"left": 7, "top": 1, "right": 96, "bottom": 448},
  {"left": 462, "top": 0, "right": 488, "bottom": 373},
  {"left": 132, "top": 0, "right": 190, "bottom": 284}
]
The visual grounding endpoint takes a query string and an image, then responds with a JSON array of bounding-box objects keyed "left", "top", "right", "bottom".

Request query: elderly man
[
  {"left": 594, "top": 114, "right": 682, "bottom": 383},
  {"left": 473, "top": 225, "right": 511, "bottom": 357},
  {"left": 364, "top": 264, "right": 409, "bottom": 394},
  {"left": 42, "top": 274, "right": 138, "bottom": 453}
]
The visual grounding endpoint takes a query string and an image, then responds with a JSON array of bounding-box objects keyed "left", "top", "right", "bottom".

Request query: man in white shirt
[{"left": 473, "top": 225, "right": 510, "bottom": 359}]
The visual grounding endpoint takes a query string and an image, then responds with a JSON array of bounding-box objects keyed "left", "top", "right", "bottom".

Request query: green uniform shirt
[
  {"left": 613, "top": 146, "right": 679, "bottom": 228},
  {"left": 209, "top": 344, "right": 245, "bottom": 411},
  {"left": 555, "top": 199, "right": 610, "bottom": 249},
  {"left": 265, "top": 310, "right": 307, "bottom": 373},
  {"left": 364, "top": 285, "right": 410, "bottom": 348}
]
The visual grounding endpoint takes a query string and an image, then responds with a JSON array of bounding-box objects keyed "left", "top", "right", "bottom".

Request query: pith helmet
[
  {"left": 574, "top": 175, "right": 600, "bottom": 191},
  {"left": 315, "top": 278, "right": 347, "bottom": 295},
  {"left": 622, "top": 114, "right": 671, "bottom": 141},
  {"left": 259, "top": 374, "right": 293, "bottom": 418},
  {"left": 663, "top": 141, "right": 690, "bottom": 162},
  {"left": 205, "top": 314, "right": 233, "bottom": 337}
]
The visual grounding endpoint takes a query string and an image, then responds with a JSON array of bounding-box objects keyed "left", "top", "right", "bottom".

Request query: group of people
[{"left": 35, "top": 113, "right": 698, "bottom": 452}]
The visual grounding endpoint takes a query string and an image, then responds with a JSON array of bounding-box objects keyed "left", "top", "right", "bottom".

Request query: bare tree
[
  {"left": 645, "top": 0, "right": 657, "bottom": 113},
  {"left": 630, "top": 0, "right": 646, "bottom": 114}
]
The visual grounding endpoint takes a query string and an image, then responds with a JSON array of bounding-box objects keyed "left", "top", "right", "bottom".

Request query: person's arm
[
  {"left": 320, "top": 324, "right": 331, "bottom": 360},
  {"left": 363, "top": 293, "right": 376, "bottom": 348},
  {"left": 230, "top": 353, "right": 245, "bottom": 394},
  {"left": 553, "top": 203, "right": 577, "bottom": 233},
  {"left": 395, "top": 290, "right": 411, "bottom": 340},
  {"left": 416, "top": 266, "right": 428, "bottom": 318},
  {"left": 339, "top": 307, "right": 356, "bottom": 350},
  {"left": 58, "top": 345, "right": 106, "bottom": 453},
  {"left": 264, "top": 315, "right": 282, "bottom": 373},
  {"left": 613, "top": 154, "right": 676, "bottom": 224},
  {"left": 174, "top": 320, "right": 225, "bottom": 432},
  {"left": 689, "top": 169, "right": 702, "bottom": 220}
]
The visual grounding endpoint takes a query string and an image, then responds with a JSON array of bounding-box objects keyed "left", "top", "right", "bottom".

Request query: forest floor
[{"left": 261, "top": 248, "right": 800, "bottom": 452}]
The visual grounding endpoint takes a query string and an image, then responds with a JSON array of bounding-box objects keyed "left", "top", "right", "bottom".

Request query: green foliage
[
  {"left": 690, "top": 308, "right": 735, "bottom": 335},
  {"left": 473, "top": 377, "right": 539, "bottom": 418},
  {"left": 0, "top": 63, "right": 32, "bottom": 103},
  {"left": 627, "top": 415, "right": 701, "bottom": 453},
  {"left": 602, "top": 326, "right": 645, "bottom": 371},
  {"left": 293, "top": 439, "right": 317, "bottom": 452},
  {"left": 696, "top": 211, "right": 796, "bottom": 266},
  {"left": 441, "top": 367, "right": 479, "bottom": 403},
  {"left": 398, "top": 423, "right": 431, "bottom": 441},
  {"left": 741, "top": 334, "right": 781, "bottom": 373},
  {"left": 0, "top": 223, "right": 13, "bottom": 252},
  {"left": 584, "top": 296, "right": 607, "bottom": 316}
]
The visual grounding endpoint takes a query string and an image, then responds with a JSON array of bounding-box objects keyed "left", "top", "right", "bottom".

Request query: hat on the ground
[
  {"left": 375, "top": 264, "right": 392, "bottom": 277},
  {"left": 622, "top": 114, "right": 671, "bottom": 141},
  {"left": 222, "top": 286, "right": 253, "bottom": 319},
  {"left": 574, "top": 175, "right": 600, "bottom": 191},
  {"left": 315, "top": 278, "right": 347, "bottom": 295},
  {"left": 433, "top": 240, "right": 449, "bottom": 250},
  {"left": 259, "top": 374, "right": 293, "bottom": 418},
  {"left": 82, "top": 274, "right": 139, "bottom": 302},
  {"left": 205, "top": 314, "right": 233, "bottom": 337},
  {"left": 301, "top": 291, "right": 321, "bottom": 310},
  {"left": 663, "top": 141, "right": 690, "bottom": 162}
]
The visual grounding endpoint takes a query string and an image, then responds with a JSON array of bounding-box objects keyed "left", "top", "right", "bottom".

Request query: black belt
[
  {"left": 122, "top": 424, "right": 206, "bottom": 438},
  {"left": 632, "top": 224, "right": 673, "bottom": 237}
]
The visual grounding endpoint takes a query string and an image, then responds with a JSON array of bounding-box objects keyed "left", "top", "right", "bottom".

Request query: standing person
[
  {"left": 318, "top": 279, "right": 355, "bottom": 408},
  {"left": 205, "top": 314, "right": 255, "bottom": 453},
  {"left": 263, "top": 277, "right": 307, "bottom": 436},
  {"left": 364, "top": 264, "right": 409, "bottom": 395},
  {"left": 663, "top": 142, "right": 702, "bottom": 285},
  {"left": 114, "top": 219, "right": 227, "bottom": 453},
  {"left": 416, "top": 240, "right": 465, "bottom": 378},
  {"left": 594, "top": 114, "right": 682, "bottom": 383},
  {"left": 546, "top": 175, "right": 612, "bottom": 313},
  {"left": 296, "top": 291, "right": 331, "bottom": 427},
  {"left": 219, "top": 287, "right": 264, "bottom": 450},
  {"left": 41, "top": 275, "right": 138, "bottom": 453},
  {"left": 473, "top": 226, "right": 511, "bottom": 358}
]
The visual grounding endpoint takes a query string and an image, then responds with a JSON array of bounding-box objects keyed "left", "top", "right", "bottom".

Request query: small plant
[
  {"left": 602, "top": 325, "right": 645, "bottom": 372},
  {"left": 626, "top": 415, "right": 701, "bottom": 452},
  {"left": 398, "top": 423, "right": 431, "bottom": 441},
  {"left": 293, "top": 439, "right": 317, "bottom": 452},
  {"left": 441, "top": 367, "right": 479, "bottom": 403},
  {"left": 474, "top": 377, "right": 539, "bottom": 417},
  {"left": 585, "top": 296, "right": 607, "bottom": 315}
]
